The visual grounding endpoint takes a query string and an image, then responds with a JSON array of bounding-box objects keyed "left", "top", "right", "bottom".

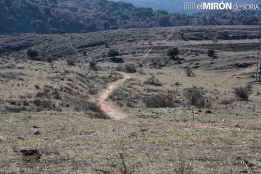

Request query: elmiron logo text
[{"left": 184, "top": 1, "right": 259, "bottom": 11}]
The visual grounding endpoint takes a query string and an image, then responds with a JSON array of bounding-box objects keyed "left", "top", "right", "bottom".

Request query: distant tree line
[{"left": 0, "top": 0, "right": 260, "bottom": 34}]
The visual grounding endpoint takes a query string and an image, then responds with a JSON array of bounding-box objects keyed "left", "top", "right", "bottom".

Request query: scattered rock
[{"left": 32, "top": 126, "right": 40, "bottom": 135}]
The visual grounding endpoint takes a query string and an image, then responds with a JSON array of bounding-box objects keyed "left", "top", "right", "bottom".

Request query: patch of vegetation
[
  {"left": 144, "top": 75, "right": 162, "bottom": 86},
  {"left": 89, "top": 61, "right": 98, "bottom": 71},
  {"left": 144, "top": 90, "right": 177, "bottom": 108},
  {"left": 185, "top": 67, "right": 195, "bottom": 77},
  {"left": 167, "top": 47, "right": 179, "bottom": 60},
  {"left": 117, "top": 64, "right": 137, "bottom": 73},
  {"left": 108, "top": 49, "right": 120, "bottom": 58},
  {"left": 233, "top": 85, "right": 252, "bottom": 101},
  {"left": 183, "top": 87, "right": 211, "bottom": 108},
  {"left": 207, "top": 49, "right": 217, "bottom": 59},
  {"left": 27, "top": 49, "right": 39, "bottom": 60},
  {"left": 66, "top": 59, "right": 77, "bottom": 66},
  {"left": 111, "top": 57, "right": 125, "bottom": 63}
]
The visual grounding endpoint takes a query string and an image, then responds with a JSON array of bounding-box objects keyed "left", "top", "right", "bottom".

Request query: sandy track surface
[{"left": 98, "top": 73, "right": 131, "bottom": 120}]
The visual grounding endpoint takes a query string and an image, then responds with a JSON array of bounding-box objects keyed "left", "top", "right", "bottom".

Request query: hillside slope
[
  {"left": 0, "top": 0, "right": 177, "bottom": 34},
  {"left": 1, "top": 0, "right": 261, "bottom": 34},
  {"left": 112, "top": 0, "right": 260, "bottom": 13},
  {"left": 112, "top": 0, "right": 183, "bottom": 12}
]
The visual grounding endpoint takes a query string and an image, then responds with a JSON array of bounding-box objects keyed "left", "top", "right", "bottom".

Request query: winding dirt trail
[{"left": 98, "top": 73, "right": 131, "bottom": 120}]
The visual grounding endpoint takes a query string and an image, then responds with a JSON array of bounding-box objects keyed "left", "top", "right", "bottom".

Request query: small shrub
[
  {"left": 184, "top": 87, "right": 211, "bottom": 108},
  {"left": 34, "top": 85, "right": 40, "bottom": 90},
  {"left": 109, "top": 72, "right": 123, "bottom": 81},
  {"left": 27, "top": 49, "right": 39, "bottom": 60},
  {"left": 167, "top": 47, "right": 179, "bottom": 60},
  {"left": 144, "top": 90, "right": 177, "bottom": 108},
  {"left": 111, "top": 57, "right": 124, "bottom": 63},
  {"left": 20, "top": 148, "right": 41, "bottom": 162},
  {"left": 116, "top": 64, "right": 137, "bottom": 73},
  {"left": 46, "top": 57, "right": 53, "bottom": 63},
  {"left": 66, "top": 59, "right": 76, "bottom": 66},
  {"left": 144, "top": 75, "right": 162, "bottom": 86},
  {"left": 89, "top": 87, "right": 99, "bottom": 95},
  {"left": 208, "top": 49, "right": 217, "bottom": 59},
  {"left": 175, "top": 82, "right": 182, "bottom": 86},
  {"left": 233, "top": 85, "right": 252, "bottom": 101},
  {"left": 89, "top": 61, "right": 98, "bottom": 71},
  {"left": 185, "top": 67, "right": 195, "bottom": 77},
  {"left": 124, "top": 63, "right": 137, "bottom": 73},
  {"left": 220, "top": 98, "right": 235, "bottom": 105},
  {"left": 108, "top": 49, "right": 120, "bottom": 57},
  {"left": 33, "top": 99, "right": 56, "bottom": 111}
]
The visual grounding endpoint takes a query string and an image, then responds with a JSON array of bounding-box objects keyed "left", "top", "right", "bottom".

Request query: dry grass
[
  {"left": 0, "top": 112, "right": 261, "bottom": 173},
  {"left": 1, "top": 26, "right": 261, "bottom": 174},
  {"left": 0, "top": 60, "right": 120, "bottom": 113}
]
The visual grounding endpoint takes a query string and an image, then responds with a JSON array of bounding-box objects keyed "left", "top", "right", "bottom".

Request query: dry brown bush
[
  {"left": 144, "top": 75, "right": 162, "bottom": 86},
  {"left": 183, "top": 87, "right": 211, "bottom": 108},
  {"left": 144, "top": 90, "right": 177, "bottom": 108},
  {"left": 233, "top": 85, "right": 252, "bottom": 101}
]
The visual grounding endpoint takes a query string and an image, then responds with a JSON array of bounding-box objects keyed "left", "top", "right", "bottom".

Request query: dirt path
[{"left": 98, "top": 73, "right": 131, "bottom": 120}]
